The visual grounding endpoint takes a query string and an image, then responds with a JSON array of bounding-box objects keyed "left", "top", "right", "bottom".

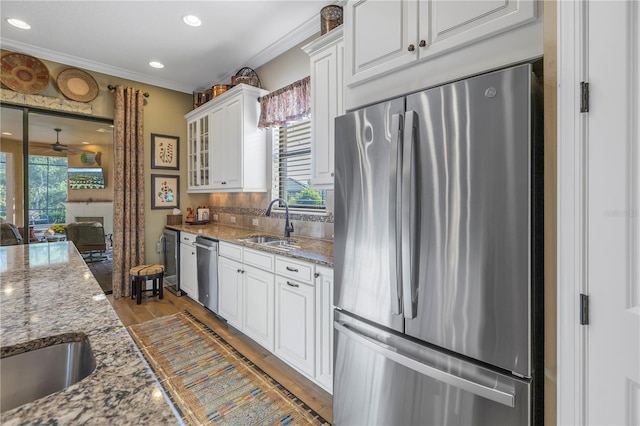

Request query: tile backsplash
[{"left": 205, "top": 192, "right": 334, "bottom": 240}]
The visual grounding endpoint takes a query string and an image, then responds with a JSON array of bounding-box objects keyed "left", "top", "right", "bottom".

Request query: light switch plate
[
  {"left": 230, "top": 216, "right": 236, "bottom": 224},
  {"left": 252, "top": 218, "right": 259, "bottom": 226},
  {"left": 213, "top": 214, "right": 219, "bottom": 221}
]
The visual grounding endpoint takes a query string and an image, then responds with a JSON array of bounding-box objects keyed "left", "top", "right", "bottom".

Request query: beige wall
[
  {"left": 256, "top": 34, "right": 319, "bottom": 91},
  {"left": 1, "top": 53, "right": 210, "bottom": 264}
]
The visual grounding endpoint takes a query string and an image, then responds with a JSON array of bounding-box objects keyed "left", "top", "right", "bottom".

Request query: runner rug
[{"left": 128, "top": 311, "right": 330, "bottom": 426}]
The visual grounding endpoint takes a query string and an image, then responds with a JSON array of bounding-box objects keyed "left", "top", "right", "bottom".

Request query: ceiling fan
[{"left": 49, "top": 128, "right": 92, "bottom": 154}]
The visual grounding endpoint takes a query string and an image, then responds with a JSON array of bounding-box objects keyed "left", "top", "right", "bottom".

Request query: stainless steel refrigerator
[{"left": 334, "top": 63, "right": 544, "bottom": 425}]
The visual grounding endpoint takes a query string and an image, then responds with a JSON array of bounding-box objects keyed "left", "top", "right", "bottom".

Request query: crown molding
[
  {"left": 0, "top": 39, "right": 194, "bottom": 93},
  {"left": 1, "top": 7, "right": 323, "bottom": 95},
  {"left": 211, "top": 12, "right": 321, "bottom": 90}
]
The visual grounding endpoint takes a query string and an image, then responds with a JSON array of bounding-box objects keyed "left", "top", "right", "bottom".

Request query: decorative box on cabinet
[
  {"left": 303, "top": 27, "right": 344, "bottom": 190},
  {"left": 185, "top": 84, "right": 268, "bottom": 193},
  {"left": 345, "top": 0, "right": 538, "bottom": 87}
]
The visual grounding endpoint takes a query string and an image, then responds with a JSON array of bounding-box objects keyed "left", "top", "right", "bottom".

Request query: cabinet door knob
[
  {"left": 314, "top": 272, "right": 320, "bottom": 278},
  {"left": 237, "top": 269, "right": 242, "bottom": 273},
  {"left": 331, "top": 172, "right": 335, "bottom": 177},
  {"left": 419, "top": 39, "right": 427, "bottom": 47},
  {"left": 408, "top": 44, "right": 415, "bottom": 52}
]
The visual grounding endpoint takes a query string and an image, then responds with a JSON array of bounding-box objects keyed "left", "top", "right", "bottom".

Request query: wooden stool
[{"left": 130, "top": 264, "right": 164, "bottom": 305}]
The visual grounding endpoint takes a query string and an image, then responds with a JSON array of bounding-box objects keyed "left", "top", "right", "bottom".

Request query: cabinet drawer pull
[
  {"left": 286, "top": 281, "right": 299, "bottom": 288},
  {"left": 408, "top": 44, "right": 415, "bottom": 52},
  {"left": 286, "top": 266, "right": 299, "bottom": 272}
]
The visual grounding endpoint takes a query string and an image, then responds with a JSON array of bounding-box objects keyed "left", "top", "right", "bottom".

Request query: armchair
[
  {"left": 0, "top": 223, "right": 24, "bottom": 246},
  {"left": 66, "top": 222, "right": 107, "bottom": 262}
]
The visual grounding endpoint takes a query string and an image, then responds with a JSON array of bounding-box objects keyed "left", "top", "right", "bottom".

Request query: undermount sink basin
[
  {"left": 1, "top": 338, "right": 96, "bottom": 412},
  {"left": 241, "top": 235, "right": 282, "bottom": 244},
  {"left": 263, "top": 239, "right": 298, "bottom": 247}
]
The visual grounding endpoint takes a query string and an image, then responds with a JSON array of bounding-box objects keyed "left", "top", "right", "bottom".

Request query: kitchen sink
[
  {"left": 1, "top": 338, "right": 96, "bottom": 412},
  {"left": 241, "top": 235, "right": 282, "bottom": 244},
  {"left": 263, "top": 240, "right": 298, "bottom": 247}
]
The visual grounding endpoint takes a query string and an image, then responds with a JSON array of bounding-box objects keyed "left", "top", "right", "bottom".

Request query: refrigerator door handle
[
  {"left": 401, "top": 110, "right": 418, "bottom": 319},
  {"left": 335, "top": 320, "right": 516, "bottom": 408},
  {"left": 388, "top": 113, "right": 403, "bottom": 315}
]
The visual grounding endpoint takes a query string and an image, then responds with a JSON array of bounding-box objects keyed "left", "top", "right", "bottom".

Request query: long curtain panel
[{"left": 112, "top": 86, "right": 145, "bottom": 299}]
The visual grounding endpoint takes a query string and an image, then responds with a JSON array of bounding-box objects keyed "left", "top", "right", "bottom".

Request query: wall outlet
[
  {"left": 213, "top": 214, "right": 219, "bottom": 221},
  {"left": 252, "top": 218, "right": 259, "bottom": 226},
  {"left": 156, "top": 242, "right": 162, "bottom": 253},
  {"left": 230, "top": 216, "right": 236, "bottom": 224}
]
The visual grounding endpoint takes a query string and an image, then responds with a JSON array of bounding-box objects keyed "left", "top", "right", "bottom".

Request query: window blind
[{"left": 272, "top": 119, "right": 326, "bottom": 210}]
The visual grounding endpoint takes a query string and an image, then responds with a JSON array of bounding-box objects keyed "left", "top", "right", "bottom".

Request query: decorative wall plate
[
  {"left": 0, "top": 52, "right": 50, "bottom": 94},
  {"left": 56, "top": 68, "right": 99, "bottom": 102}
]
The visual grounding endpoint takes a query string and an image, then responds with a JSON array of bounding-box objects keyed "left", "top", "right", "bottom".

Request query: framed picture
[
  {"left": 151, "top": 174, "right": 180, "bottom": 209},
  {"left": 151, "top": 133, "right": 179, "bottom": 170}
]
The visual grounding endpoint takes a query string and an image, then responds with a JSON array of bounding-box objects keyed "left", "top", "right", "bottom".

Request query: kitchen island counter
[
  {"left": 166, "top": 223, "right": 333, "bottom": 267},
  {"left": 0, "top": 242, "right": 180, "bottom": 425}
]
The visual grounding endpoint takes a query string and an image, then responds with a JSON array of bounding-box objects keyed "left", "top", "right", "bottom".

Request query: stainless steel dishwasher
[{"left": 194, "top": 236, "right": 219, "bottom": 314}]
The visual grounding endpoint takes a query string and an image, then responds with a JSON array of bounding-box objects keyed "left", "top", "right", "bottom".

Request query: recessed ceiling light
[
  {"left": 81, "top": 141, "right": 90, "bottom": 145},
  {"left": 2, "top": 132, "right": 12, "bottom": 136},
  {"left": 182, "top": 15, "right": 201, "bottom": 27},
  {"left": 7, "top": 18, "right": 31, "bottom": 30},
  {"left": 149, "top": 61, "right": 164, "bottom": 69}
]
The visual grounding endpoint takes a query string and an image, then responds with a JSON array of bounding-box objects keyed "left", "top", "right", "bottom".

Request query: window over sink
[{"left": 271, "top": 118, "right": 326, "bottom": 212}]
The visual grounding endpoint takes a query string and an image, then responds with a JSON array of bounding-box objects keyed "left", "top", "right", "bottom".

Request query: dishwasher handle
[{"left": 194, "top": 242, "right": 217, "bottom": 251}]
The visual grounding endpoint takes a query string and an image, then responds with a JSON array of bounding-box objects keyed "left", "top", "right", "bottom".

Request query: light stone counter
[
  {"left": 166, "top": 223, "right": 334, "bottom": 267},
  {"left": 0, "top": 242, "right": 180, "bottom": 425}
]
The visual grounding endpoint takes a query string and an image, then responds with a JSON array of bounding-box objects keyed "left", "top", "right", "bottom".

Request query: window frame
[{"left": 270, "top": 119, "right": 327, "bottom": 214}]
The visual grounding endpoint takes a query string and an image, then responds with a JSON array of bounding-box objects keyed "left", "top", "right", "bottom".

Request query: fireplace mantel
[{"left": 64, "top": 202, "right": 114, "bottom": 236}]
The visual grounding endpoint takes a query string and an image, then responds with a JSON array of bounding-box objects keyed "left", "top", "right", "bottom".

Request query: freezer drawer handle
[
  {"left": 335, "top": 321, "right": 516, "bottom": 408},
  {"left": 194, "top": 242, "right": 217, "bottom": 251}
]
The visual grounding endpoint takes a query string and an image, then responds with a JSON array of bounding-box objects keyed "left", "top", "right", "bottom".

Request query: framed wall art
[
  {"left": 151, "top": 174, "right": 180, "bottom": 209},
  {"left": 151, "top": 133, "right": 179, "bottom": 170}
]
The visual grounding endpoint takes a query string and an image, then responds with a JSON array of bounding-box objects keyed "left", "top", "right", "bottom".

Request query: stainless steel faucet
[{"left": 265, "top": 198, "right": 294, "bottom": 238}]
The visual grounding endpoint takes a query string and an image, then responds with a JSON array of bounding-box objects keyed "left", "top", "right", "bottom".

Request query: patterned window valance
[{"left": 258, "top": 76, "right": 311, "bottom": 128}]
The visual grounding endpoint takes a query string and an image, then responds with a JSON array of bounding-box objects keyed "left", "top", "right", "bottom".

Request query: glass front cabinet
[{"left": 186, "top": 114, "right": 210, "bottom": 191}]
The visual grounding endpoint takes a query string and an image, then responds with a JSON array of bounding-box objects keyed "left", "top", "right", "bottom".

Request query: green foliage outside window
[{"left": 288, "top": 186, "right": 324, "bottom": 207}]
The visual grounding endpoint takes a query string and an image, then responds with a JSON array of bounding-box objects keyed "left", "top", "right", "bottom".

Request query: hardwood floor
[{"left": 108, "top": 290, "right": 333, "bottom": 423}]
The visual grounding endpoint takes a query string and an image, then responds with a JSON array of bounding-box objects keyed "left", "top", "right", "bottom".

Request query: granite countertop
[
  {"left": 166, "top": 223, "right": 334, "bottom": 267},
  {"left": 0, "top": 242, "right": 180, "bottom": 425}
]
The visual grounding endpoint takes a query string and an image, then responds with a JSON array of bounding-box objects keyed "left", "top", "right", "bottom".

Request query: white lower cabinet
[
  {"left": 179, "top": 232, "right": 198, "bottom": 300},
  {"left": 314, "top": 265, "right": 334, "bottom": 393},
  {"left": 274, "top": 275, "right": 315, "bottom": 377},
  {"left": 217, "top": 242, "right": 333, "bottom": 391},
  {"left": 218, "top": 256, "right": 243, "bottom": 330},
  {"left": 242, "top": 265, "right": 275, "bottom": 352}
]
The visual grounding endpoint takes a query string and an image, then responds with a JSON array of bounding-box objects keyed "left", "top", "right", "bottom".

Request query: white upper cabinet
[
  {"left": 345, "top": 0, "right": 420, "bottom": 85},
  {"left": 186, "top": 114, "right": 211, "bottom": 190},
  {"left": 303, "top": 27, "right": 344, "bottom": 190},
  {"left": 185, "top": 84, "right": 268, "bottom": 193},
  {"left": 345, "top": 0, "right": 538, "bottom": 87}
]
